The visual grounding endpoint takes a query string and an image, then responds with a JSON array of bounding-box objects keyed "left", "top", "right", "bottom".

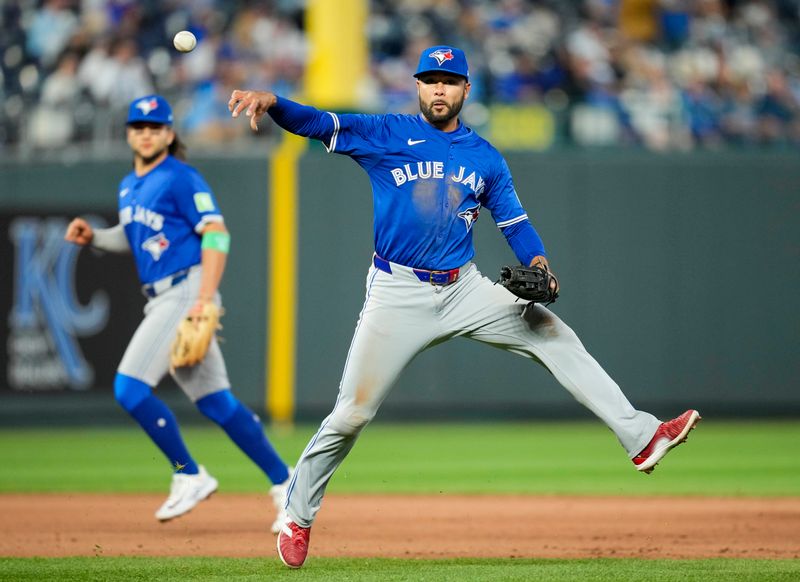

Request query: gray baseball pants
[
  {"left": 118, "top": 266, "right": 230, "bottom": 400},
  {"left": 285, "top": 259, "right": 661, "bottom": 527}
]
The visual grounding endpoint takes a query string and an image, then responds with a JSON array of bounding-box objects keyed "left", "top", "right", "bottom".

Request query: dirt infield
[{"left": 1, "top": 494, "right": 798, "bottom": 559}]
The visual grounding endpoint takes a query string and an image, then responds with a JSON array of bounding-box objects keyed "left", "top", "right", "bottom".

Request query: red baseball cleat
[
  {"left": 277, "top": 517, "right": 311, "bottom": 568},
  {"left": 633, "top": 409, "right": 701, "bottom": 474}
]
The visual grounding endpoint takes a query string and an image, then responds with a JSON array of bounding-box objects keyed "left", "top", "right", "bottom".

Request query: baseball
[{"left": 173, "top": 30, "right": 196, "bottom": 53}]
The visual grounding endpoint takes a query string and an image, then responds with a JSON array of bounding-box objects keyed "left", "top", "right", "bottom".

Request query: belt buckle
[{"left": 429, "top": 269, "right": 456, "bottom": 286}]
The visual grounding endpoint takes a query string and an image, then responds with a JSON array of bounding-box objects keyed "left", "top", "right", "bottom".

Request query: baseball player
[
  {"left": 64, "top": 94, "right": 292, "bottom": 532},
  {"left": 228, "top": 46, "right": 701, "bottom": 568}
]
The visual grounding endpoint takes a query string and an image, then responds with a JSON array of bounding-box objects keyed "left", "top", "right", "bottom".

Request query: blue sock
[
  {"left": 196, "top": 390, "right": 289, "bottom": 485},
  {"left": 115, "top": 374, "right": 199, "bottom": 475}
]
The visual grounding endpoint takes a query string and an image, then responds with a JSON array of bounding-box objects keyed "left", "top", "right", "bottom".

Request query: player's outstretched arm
[
  {"left": 228, "top": 90, "right": 278, "bottom": 132},
  {"left": 228, "top": 91, "right": 335, "bottom": 145},
  {"left": 64, "top": 217, "right": 94, "bottom": 246}
]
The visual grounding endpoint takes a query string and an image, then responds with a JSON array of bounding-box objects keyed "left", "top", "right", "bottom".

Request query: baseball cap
[
  {"left": 126, "top": 94, "right": 173, "bottom": 125},
  {"left": 413, "top": 45, "right": 469, "bottom": 81}
]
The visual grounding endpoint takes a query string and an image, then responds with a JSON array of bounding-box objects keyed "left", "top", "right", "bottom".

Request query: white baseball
[{"left": 173, "top": 30, "right": 197, "bottom": 53}]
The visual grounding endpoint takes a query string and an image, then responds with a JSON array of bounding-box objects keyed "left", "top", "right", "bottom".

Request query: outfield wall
[{"left": 1, "top": 150, "right": 797, "bottom": 424}]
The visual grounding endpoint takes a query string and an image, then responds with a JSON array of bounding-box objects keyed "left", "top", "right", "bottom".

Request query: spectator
[
  {"left": 755, "top": 69, "right": 800, "bottom": 144},
  {"left": 28, "top": 50, "right": 82, "bottom": 148},
  {"left": 24, "top": 0, "right": 79, "bottom": 68},
  {"left": 105, "top": 38, "right": 155, "bottom": 107},
  {"left": 181, "top": 56, "right": 252, "bottom": 144},
  {"left": 3, "top": 0, "right": 800, "bottom": 152}
]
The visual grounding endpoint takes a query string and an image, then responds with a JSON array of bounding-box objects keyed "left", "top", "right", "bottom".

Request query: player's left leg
[
  {"left": 174, "top": 336, "right": 291, "bottom": 533},
  {"left": 193, "top": 385, "right": 292, "bottom": 533},
  {"left": 442, "top": 264, "right": 661, "bottom": 457},
  {"left": 194, "top": 387, "right": 290, "bottom": 485}
]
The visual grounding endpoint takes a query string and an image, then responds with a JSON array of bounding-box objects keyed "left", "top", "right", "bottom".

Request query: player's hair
[{"left": 169, "top": 133, "right": 187, "bottom": 161}]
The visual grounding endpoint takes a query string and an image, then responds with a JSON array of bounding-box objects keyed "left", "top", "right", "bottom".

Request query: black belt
[
  {"left": 373, "top": 254, "right": 460, "bottom": 286},
  {"left": 142, "top": 268, "right": 190, "bottom": 298}
]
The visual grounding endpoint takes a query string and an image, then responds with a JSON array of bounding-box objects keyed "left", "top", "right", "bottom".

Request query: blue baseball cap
[
  {"left": 414, "top": 45, "right": 469, "bottom": 81},
  {"left": 126, "top": 94, "right": 173, "bottom": 125}
]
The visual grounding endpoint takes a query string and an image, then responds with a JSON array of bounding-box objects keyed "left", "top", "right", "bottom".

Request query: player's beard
[
  {"left": 419, "top": 93, "right": 465, "bottom": 127},
  {"left": 136, "top": 146, "right": 169, "bottom": 166}
]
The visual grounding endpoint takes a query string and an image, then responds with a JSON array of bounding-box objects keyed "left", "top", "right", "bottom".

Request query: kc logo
[{"left": 7, "top": 217, "right": 109, "bottom": 390}]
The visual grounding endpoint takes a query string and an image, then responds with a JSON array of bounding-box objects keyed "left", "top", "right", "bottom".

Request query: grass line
[
  {"left": 2, "top": 422, "right": 798, "bottom": 496},
  {"left": 1, "top": 557, "right": 799, "bottom": 582}
]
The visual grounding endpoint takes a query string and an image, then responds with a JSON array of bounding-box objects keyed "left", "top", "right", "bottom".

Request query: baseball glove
[
  {"left": 170, "top": 302, "right": 222, "bottom": 369},
  {"left": 498, "top": 265, "right": 558, "bottom": 305}
]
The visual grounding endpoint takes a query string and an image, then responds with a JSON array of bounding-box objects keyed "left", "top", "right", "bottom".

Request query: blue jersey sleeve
[
  {"left": 503, "top": 221, "right": 547, "bottom": 264},
  {"left": 483, "top": 154, "right": 546, "bottom": 263},
  {"left": 268, "top": 96, "right": 337, "bottom": 146},
  {"left": 326, "top": 113, "right": 388, "bottom": 168},
  {"left": 171, "top": 166, "right": 224, "bottom": 233},
  {"left": 267, "top": 97, "right": 386, "bottom": 167}
]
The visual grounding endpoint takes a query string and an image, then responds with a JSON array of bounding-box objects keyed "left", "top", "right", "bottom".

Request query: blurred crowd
[{"left": 2, "top": 0, "right": 800, "bottom": 154}]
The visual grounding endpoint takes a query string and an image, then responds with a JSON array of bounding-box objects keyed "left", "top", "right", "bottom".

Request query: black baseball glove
[{"left": 498, "top": 264, "right": 558, "bottom": 305}]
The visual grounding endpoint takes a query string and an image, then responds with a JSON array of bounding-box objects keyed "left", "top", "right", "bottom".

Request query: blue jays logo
[
  {"left": 135, "top": 98, "right": 159, "bottom": 116},
  {"left": 142, "top": 232, "right": 170, "bottom": 260},
  {"left": 429, "top": 49, "right": 454, "bottom": 66},
  {"left": 458, "top": 204, "right": 481, "bottom": 231}
]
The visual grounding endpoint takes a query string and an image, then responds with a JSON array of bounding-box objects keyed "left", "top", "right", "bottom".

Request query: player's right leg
[
  {"left": 113, "top": 373, "right": 217, "bottom": 520},
  {"left": 456, "top": 271, "right": 701, "bottom": 472},
  {"left": 116, "top": 276, "right": 217, "bottom": 521},
  {"left": 279, "top": 261, "right": 441, "bottom": 568},
  {"left": 114, "top": 374, "right": 199, "bottom": 475}
]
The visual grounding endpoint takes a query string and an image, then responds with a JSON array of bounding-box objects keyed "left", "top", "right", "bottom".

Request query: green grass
[
  {"left": 0, "top": 557, "right": 798, "bottom": 582},
  {"left": 1, "top": 421, "right": 798, "bottom": 496},
  {"left": 2, "top": 422, "right": 799, "bottom": 578}
]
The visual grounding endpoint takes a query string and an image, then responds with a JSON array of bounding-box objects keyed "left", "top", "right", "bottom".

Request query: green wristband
[{"left": 201, "top": 231, "right": 231, "bottom": 254}]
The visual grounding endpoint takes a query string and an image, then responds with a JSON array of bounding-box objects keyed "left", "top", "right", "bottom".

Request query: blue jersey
[
  {"left": 268, "top": 97, "right": 546, "bottom": 270},
  {"left": 117, "top": 155, "right": 223, "bottom": 284}
]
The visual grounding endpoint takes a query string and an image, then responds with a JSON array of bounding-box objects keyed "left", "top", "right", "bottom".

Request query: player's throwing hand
[
  {"left": 228, "top": 90, "right": 277, "bottom": 132},
  {"left": 64, "top": 218, "right": 94, "bottom": 246}
]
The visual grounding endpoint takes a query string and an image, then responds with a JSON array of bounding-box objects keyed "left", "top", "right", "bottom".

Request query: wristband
[{"left": 201, "top": 231, "right": 230, "bottom": 254}]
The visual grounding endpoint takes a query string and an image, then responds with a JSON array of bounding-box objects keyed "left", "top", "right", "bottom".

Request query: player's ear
[
  {"left": 166, "top": 127, "right": 175, "bottom": 145},
  {"left": 464, "top": 81, "right": 471, "bottom": 100}
]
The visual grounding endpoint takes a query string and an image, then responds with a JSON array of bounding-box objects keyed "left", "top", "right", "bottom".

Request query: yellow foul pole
[
  {"left": 267, "top": 133, "right": 306, "bottom": 424},
  {"left": 266, "top": 0, "right": 367, "bottom": 424},
  {"left": 305, "top": 0, "right": 368, "bottom": 109}
]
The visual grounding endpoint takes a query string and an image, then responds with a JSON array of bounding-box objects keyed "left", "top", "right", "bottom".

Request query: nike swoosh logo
[
  {"left": 120, "top": 188, "right": 129, "bottom": 198},
  {"left": 407, "top": 139, "right": 426, "bottom": 146}
]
